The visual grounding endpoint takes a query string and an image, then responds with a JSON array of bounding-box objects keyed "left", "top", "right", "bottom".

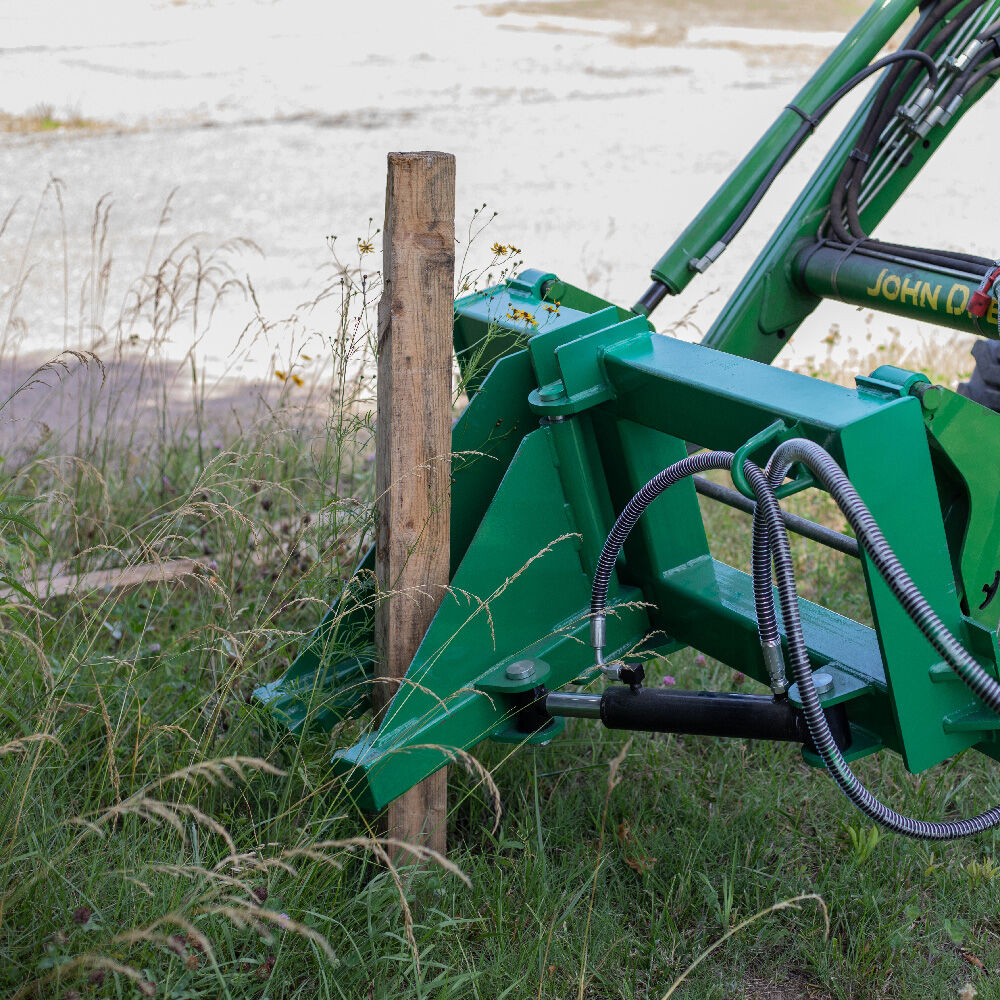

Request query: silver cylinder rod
[{"left": 545, "top": 691, "right": 602, "bottom": 719}]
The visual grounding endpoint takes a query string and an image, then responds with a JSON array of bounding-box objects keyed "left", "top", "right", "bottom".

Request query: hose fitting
[
  {"left": 762, "top": 639, "right": 789, "bottom": 697},
  {"left": 940, "top": 94, "right": 963, "bottom": 127},
  {"left": 689, "top": 241, "right": 727, "bottom": 274},
  {"left": 590, "top": 613, "right": 606, "bottom": 666},
  {"left": 948, "top": 40, "right": 983, "bottom": 74},
  {"left": 900, "top": 85, "right": 935, "bottom": 124}
]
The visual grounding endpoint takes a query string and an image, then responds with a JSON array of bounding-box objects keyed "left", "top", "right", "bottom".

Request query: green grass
[{"left": 0, "top": 189, "right": 998, "bottom": 999}]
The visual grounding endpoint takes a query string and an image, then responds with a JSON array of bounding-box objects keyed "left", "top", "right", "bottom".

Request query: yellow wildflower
[
  {"left": 507, "top": 306, "right": 538, "bottom": 327},
  {"left": 274, "top": 370, "right": 287, "bottom": 382},
  {"left": 358, "top": 240, "right": 375, "bottom": 255}
]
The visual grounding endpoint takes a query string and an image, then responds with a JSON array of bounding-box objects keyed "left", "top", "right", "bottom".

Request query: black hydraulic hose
[
  {"left": 768, "top": 440, "right": 1000, "bottom": 714},
  {"left": 866, "top": 239, "right": 994, "bottom": 272},
  {"left": 842, "top": 0, "right": 991, "bottom": 239},
  {"left": 637, "top": 2, "right": 968, "bottom": 314},
  {"left": 817, "top": 237, "right": 991, "bottom": 279},
  {"left": 977, "top": 16, "right": 1000, "bottom": 38},
  {"left": 715, "top": 49, "right": 941, "bottom": 253},
  {"left": 844, "top": 54, "right": 953, "bottom": 236},
  {"left": 751, "top": 488, "right": 781, "bottom": 647},
  {"left": 830, "top": 0, "right": 963, "bottom": 240},
  {"left": 590, "top": 451, "right": 734, "bottom": 623},
  {"left": 748, "top": 440, "right": 1000, "bottom": 839},
  {"left": 587, "top": 449, "right": 792, "bottom": 701},
  {"left": 869, "top": 0, "right": 981, "bottom": 137},
  {"left": 958, "top": 53, "right": 1000, "bottom": 94},
  {"left": 937, "top": 39, "right": 1000, "bottom": 109},
  {"left": 588, "top": 436, "right": 1000, "bottom": 839}
]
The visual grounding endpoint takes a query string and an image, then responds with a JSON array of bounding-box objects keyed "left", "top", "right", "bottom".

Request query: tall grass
[
  {"left": 0, "top": 186, "right": 467, "bottom": 997},
  {"left": 1, "top": 185, "right": 998, "bottom": 1000}
]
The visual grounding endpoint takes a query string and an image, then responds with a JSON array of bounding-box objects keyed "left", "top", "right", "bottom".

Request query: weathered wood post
[{"left": 375, "top": 151, "right": 455, "bottom": 857}]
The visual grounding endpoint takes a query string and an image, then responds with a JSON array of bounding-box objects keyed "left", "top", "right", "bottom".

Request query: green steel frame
[{"left": 255, "top": 0, "right": 1000, "bottom": 812}]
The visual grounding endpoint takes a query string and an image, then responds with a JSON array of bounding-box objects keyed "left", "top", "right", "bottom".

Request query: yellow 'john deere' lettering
[
  {"left": 866, "top": 267, "right": 971, "bottom": 318},
  {"left": 920, "top": 283, "right": 941, "bottom": 310},
  {"left": 866, "top": 269, "right": 887, "bottom": 296},
  {"left": 947, "top": 283, "right": 970, "bottom": 315}
]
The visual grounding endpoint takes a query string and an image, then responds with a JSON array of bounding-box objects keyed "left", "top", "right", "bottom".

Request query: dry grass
[
  {"left": 0, "top": 179, "right": 993, "bottom": 999},
  {"left": 0, "top": 186, "right": 532, "bottom": 998},
  {"left": 0, "top": 105, "right": 110, "bottom": 135}
]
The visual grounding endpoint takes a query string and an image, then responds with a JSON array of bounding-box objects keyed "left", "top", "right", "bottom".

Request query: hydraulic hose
[
  {"left": 765, "top": 440, "right": 1000, "bottom": 714},
  {"left": 713, "top": 49, "right": 940, "bottom": 255},
  {"left": 834, "top": 0, "right": 989, "bottom": 243},
  {"left": 958, "top": 53, "right": 1000, "bottom": 95},
  {"left": 637, "top": 0, "right": 990, "bottom": 312},
  {"left": 589, "top": 436, "right": 1000, "bottom": 839},
  {"left": 749, "top": 439, "right": 1000, "bottom": 839},
  {"left": 937, "top": 28, "right": 1000, "bottom": 110},
  {"left": 589, "top": 451, "right": 737, "bottom": 664},
  {"left": 817, "top": 237, "right": 993, "bottom": 280},
  {"left": 830, "top": 0, "right": 965, "bottom": 241},
  {"left": 976, "top": 16, "right": 1000, "bottom": 37}
]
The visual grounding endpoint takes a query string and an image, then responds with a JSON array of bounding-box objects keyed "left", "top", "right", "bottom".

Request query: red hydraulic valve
[{"left": 969, "top": 265, "right": 1000, "bottom": 318}]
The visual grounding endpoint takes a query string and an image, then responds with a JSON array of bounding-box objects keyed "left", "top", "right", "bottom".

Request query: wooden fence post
[{"left": 374, "top": 151, "right": 455, "bottom": 858}]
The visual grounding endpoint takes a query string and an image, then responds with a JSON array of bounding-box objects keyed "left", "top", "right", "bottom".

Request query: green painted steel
[
  {"left": 648, "top": 0, "right": 916, "bottom": 296},
  {"left": 259, "top": 279, "right": 1000, "bottom": 803},
  {"left": 795, "top": 245, "right": 997, "bottom": 339},
  {"left": 256, "top": 0, "right": 1000, "bottom": 813},
  {"left": 698, "top": 6, "right": 1000, "bottom": 361},
  {"left": 323, "top": 297, "right": 1000, "bottom": 806},
  {"left": 453, "top": 268, "right": 635, "bottom": 393},
  {"left": 252, "top": 347, "right": 538, "bottom": 732},
  {"left": 915, "top": 383, "right": 1000, "bottom": 631},
  {"left": 252, "top": 563, "right": 377, "bottom": 734},
  {"left": 331, "top": 424, "right": 655, "bottom": 810}
]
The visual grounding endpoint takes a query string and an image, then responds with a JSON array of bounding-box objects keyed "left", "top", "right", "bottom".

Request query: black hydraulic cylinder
[
  {"left": 633, "top": 280, "right": 670, "bottom": 316},
  {"left": 599, "top": 686, "right": 851, "bottom": 752},
  {"left": 513, "top": 685, "right": 555, "bottom": 734}
]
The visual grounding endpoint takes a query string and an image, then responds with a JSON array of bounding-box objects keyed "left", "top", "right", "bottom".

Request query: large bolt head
[
  {"left": 506, "top": 659, "right": 536, "bottom": 681},
  {"left": 811, "top": 670, "right": 834, "bottom": 695}
]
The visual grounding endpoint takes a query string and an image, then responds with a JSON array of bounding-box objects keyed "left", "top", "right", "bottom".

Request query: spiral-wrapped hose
[
  {"left": 749, "top": 440, "right": 1000, "bottom": 839},
  {"left": 589, "top": 440, "right": 1000, "bottom": 839},
  {"left": 589, "top": 451, "right": 736, "bottom": 664}
]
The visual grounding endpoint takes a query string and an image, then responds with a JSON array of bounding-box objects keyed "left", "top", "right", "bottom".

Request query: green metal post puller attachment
[{"left": 256, "top": 0, "right": 1000, "bottom": 838}]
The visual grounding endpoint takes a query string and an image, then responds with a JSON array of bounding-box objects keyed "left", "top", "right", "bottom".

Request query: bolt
[
  {"left": 537, "top": 382, "right": 565, "bottom": 402},
  {"left": 506, "top": 659, "right": 535, "bottom": 681},
  {"left": 811, "top": 670, "right": 834, "bottom": 695}
]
